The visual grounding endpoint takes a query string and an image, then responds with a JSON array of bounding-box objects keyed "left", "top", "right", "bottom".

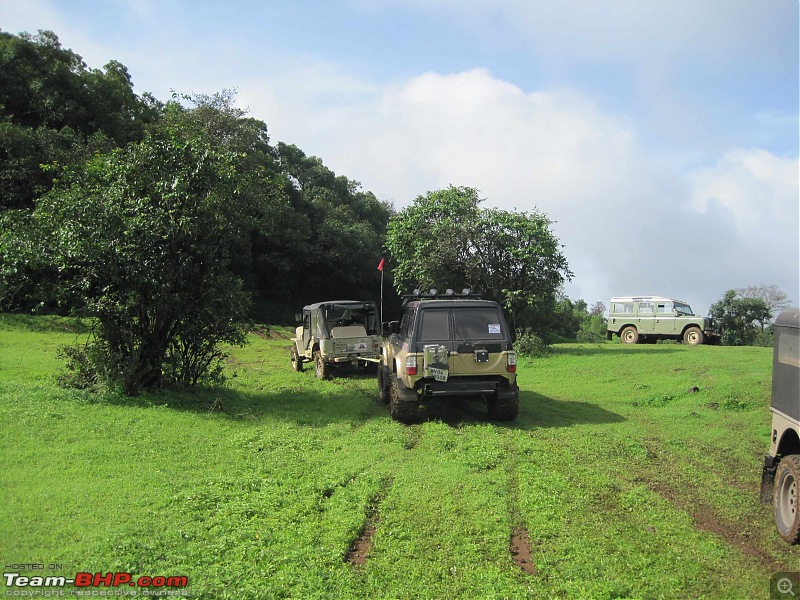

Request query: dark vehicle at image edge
[
  {"left": 378, "top": 290, "right": 519, "bottom": 424},
  {"left": 760, "top": 307, "right": 800, "bottom": 544}
]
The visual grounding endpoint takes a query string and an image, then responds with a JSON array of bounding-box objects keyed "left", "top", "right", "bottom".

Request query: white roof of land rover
[{"left": 610, "top": 296, "right": 689, "bottom": 304}]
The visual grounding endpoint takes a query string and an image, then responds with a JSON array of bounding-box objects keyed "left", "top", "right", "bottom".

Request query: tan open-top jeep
[
  {"left": 290, "top": 301, "right": 382, "bottom": 379},
  {"left": 760, "top": 307, "right": 800, "bottom": 544},
  {"left": 378, "top": 289, "right": 519, "bottom": 423}
]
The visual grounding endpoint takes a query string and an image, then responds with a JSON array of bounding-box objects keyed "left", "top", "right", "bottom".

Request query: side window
[
  {"left": 657, "top": 303, "right": 672, "bottom": 314},
  {"left": 303, "top": 312, "right": 311, "bottom": 331},
  {"left": 639, "top": 302, "right": 654, "bottom": 315},
  {"left": 778, "top": 332, "right": 800, "bottom": 368},
  {"left": 418, "top": 309, "right": 450, "bottom": 341},
  {"left": 399, "top": 309, "right": 414, "bottom": 339},
  {"left": 612, "top": 302, "right": 634, "bottom": 314}
]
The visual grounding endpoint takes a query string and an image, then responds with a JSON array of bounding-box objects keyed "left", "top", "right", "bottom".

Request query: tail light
[
  {"left": 506, "top": 352, "right": 517, "bottom": 373},
  {"left": 405, "top": 355, "right": 418, "bottom": 376}
]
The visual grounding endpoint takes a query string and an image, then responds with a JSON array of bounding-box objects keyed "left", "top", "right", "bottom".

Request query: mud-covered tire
[
  {"left": 774, "top": 455, "right": 800, "bottom": 544},
  {"left": 683, "top": 326, "right": 704, "bottom": 346},
  {"left": 290, "top": 345, "right": 303, "bottom": 372},
  {"left": 389, "top": 374, "right": 417, "bottom": 423},
  {"left": 314, "top": 351, "right": 331, "bottom": 380},
  {"left": 377, "top": 369, "right": 390, "bottom": 405},
  {"left": 487, "top": 389, "right": 519, "bottom": 421},
  {"left": 620, "top": 326, "right": 639, "bottom": 344}
]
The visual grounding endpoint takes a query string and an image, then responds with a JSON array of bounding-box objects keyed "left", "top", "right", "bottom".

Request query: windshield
[
  {"left": 322, "top": 303, "right": 378, "bottom": 335},
  {"left": 675, "top": 303, "right": 694, "bottom": 316}
]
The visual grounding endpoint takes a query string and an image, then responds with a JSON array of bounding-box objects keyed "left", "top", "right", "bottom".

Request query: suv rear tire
[
  {"left": 620, "top": 326, "right": 639, "bottom": 344},
  {"left": 377, "top": 369, "right": 390, "bottom": 405},
  {"left": 487, "top": 390, "right": 519, "bottom": 421},
  {"left": 775, "top": 455, "right": 800, "bottom": 544},
  {"left": 314, "top": 351, "right": 331, "bottom": 380},
  {"left": 389, "top": 374, "right": 417, "bottom": 423}
]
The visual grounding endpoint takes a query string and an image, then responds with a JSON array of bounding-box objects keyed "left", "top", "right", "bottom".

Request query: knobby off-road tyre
[
  {"left": 389, "top": 374, "right": 417, "bottom": 424},
  {"left": 377, "top": 368, "right": 390, "bottom": 405},
  {"left": 290, "top": 345, "right": 303, "bottom": 372},
  {"left": 314, "top": 351, "right": 331, "bottom": 380},
  {"left": 487, "top": 390, "right": 519, "bottom": 421},
  {"left": 774, "top": 455, "right": 800, "bottom": 544},
  {"left": 683, "top": 326, "right": 704, "bottom": 346},
  {"left": 620, "top": 326, "right": 639, "bottom": 344}
]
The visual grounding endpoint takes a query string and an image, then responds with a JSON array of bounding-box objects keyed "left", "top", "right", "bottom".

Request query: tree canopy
[
  {"left": 384, "top": 186, "right": 572, "bottom": 334},
  {"left": 710, "top": 289, "right": 773, "bottom": 346}
]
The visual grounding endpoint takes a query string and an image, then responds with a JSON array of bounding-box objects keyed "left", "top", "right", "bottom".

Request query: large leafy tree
[
  {"left": 0, "top": 30, "right": 161, "bottom": 210},
  {"left": 709, "top": 289, "right": 772, "bottom": 346},
  {"left": 385, "top": 186, "right": 572, "bottom": 332},
  {"left": 3, "top": 126, "right": 262, "bottom": 393}
]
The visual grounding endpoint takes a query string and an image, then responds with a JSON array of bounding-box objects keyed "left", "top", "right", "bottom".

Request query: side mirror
[
  {"left": 382, "top": 321, "right": 400, "bottom": 336},
  {"left": 295, "top": 313, "right": 302, "bottom": 323}
]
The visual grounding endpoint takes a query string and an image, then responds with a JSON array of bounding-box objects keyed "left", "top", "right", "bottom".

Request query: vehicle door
[
  {"left": 450, "top": 307, "right": 508, "bottom": 376},
  {"left": 636, "top": 301, "right": 656, "bottom": 333},
  {"left": 655, "top": 301, "right": 676, "bottom": 334},
  {"left": 302, "top": 310, "right": 313, "bottom": 350}
]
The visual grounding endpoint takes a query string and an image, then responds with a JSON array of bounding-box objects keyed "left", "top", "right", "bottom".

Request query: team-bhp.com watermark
[{"left": 3, "top": 570, "right": 190, "bottom": 597}]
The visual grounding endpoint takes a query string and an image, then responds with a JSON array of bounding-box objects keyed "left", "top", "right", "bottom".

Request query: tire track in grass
[
  {"left": 504, "top": 437, "right": 537, "bottom": 575},
  {"left": 639, "top": 438, "right": 792, "bottom": 573},
  {"left": 346, "top": 476, "right": 393, "bottom": 566}
]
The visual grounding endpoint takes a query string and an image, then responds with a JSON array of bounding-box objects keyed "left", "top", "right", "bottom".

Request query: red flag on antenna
[{"left": 377, "top": 258, "right": 385, "bottom": 272}]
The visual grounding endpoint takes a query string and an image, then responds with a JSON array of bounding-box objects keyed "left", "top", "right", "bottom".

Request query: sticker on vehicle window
[{"left": 488, "top": 324, "right": 501, "bottom": 334}]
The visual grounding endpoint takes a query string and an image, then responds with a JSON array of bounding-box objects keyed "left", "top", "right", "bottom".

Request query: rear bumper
[{"left": 417, "top": 376, "right": 517, "bottom": 398}]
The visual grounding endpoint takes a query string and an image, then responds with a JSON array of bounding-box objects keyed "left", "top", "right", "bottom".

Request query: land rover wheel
[
  {"left": 314, "top": 351, "right": 331, "bottom": 380},
  {"left": 389, "top": 374, "right": 417, "bottom": 423},
  {"left": 377, "top": 369, "right": 390, "bottom": 405},
  {"left": 775, "top": 455, "right": 800, "bottom": 544},
  {"left": 487, "top": 390, "right": 519, "bottom": 421},
  {"left": 621, "top": 326, "right": 639, "bottom": 344},
  {"left": 290, "top": 345, "right": 303, "bottom": 372},
  {"left": 683, "top": 327, "right": 704, "bottom": 346}
]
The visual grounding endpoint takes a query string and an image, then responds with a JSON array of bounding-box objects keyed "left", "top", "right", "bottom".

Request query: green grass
[{"left": 1, "top": 319, "right": 797, "bottom": 598}]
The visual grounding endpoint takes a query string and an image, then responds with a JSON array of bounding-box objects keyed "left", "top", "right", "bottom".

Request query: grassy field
[{"left": 1, "top": 314, "right": 798, "bottom": 598}]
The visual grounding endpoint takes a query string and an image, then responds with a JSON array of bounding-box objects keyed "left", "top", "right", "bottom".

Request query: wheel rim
[
  {"left": 688, "top": 331, "right": 699, "bottom": 344},
  {"left": 777, "top": 471, "right": 797, "bottom": 533},
  {"left": 315, "top": 355, "right": 323, "bottom": 377},
  {"left": 623, "top": 330, "right": 635, "bottom": 343}
]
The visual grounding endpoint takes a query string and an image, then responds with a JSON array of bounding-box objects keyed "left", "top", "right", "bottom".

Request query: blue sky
[{"left": 2, "top": 0, "right": 798, "bottom": 313}]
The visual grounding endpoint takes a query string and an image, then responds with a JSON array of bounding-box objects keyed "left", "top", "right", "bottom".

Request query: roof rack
[{"left": 401, "top": 288, "right": 482, "bottom": 304}]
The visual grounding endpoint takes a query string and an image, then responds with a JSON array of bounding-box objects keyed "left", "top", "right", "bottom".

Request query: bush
[{"left": 515, "top": 329, "right": 549, "bottom": 356}]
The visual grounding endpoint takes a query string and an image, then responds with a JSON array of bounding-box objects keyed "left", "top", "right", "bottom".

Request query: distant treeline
[{"left": 0, "top": 30, "right": 394, "bottom": 322}]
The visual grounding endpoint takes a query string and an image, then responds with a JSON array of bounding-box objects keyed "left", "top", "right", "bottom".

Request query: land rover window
[
  {"left": 639, "top": 302, "right": 654, "bottom": 314},
  {"left": 612, "top": 302, "right": 634, "bottom": 314},
  {"left": 418, "top": 309, "right": 450, "bottom": 341},
  {"left": 453, "top": 308, "right": 505, "bottom": 340},
  {"left": 657, "top": 302, "right": 673, "bottom": 314},
  {"left": 675, "top": 303, "right": 694, "bottom": 316}
]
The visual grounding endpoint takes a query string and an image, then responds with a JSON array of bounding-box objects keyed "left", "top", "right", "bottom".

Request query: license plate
[{"left": 430, "top": 367, "right": 448, "bottom": 382}]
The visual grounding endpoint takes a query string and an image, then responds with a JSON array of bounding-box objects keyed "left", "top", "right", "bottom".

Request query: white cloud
[
  {"left": 241, "top": 65, "right": 798, "bottom": 312},
  {"left": 687, "top": 149, "right": 798, "bottom": 237}
]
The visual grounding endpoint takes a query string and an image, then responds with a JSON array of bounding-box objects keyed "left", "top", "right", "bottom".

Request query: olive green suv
[
  {"left": 378, "top": 290, "right": 519, "bottom": 423},
  {"left": 606, "top": 296, "right": 721, "bottom": 345},
  {"left": 760, "top": 308, "right": 800, "bottom": 544}
]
